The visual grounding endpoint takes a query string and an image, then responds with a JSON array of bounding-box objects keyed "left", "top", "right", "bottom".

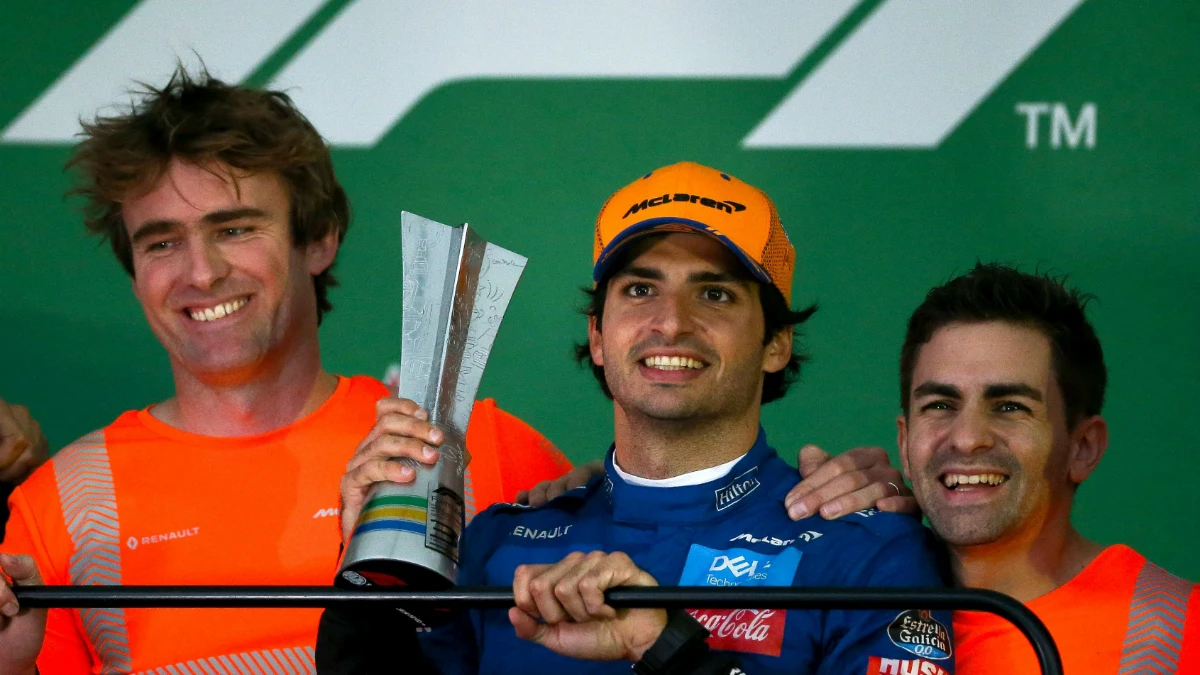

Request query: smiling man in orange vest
[
  {"left": 896, "top": 264, "right": 1199, "bottom": 674},
  {"left": 0, "top": 69, "right": 572, "bottom": 674}
]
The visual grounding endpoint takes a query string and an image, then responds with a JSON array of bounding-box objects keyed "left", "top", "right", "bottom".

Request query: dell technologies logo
[{"left": 710, "top": 554, "right": 765, "bottom": 579}]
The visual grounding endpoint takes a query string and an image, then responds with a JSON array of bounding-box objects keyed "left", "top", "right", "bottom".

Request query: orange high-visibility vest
[
  {"left": 952, "top": 545, "right": 1198, "bottom": 675},
  {"left": 2, "top": 376, "right": 571, "bottom": 674}
]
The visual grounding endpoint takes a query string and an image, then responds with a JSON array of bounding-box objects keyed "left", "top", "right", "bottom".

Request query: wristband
[{"left": 632, "top": 609, "right": 712, "bottom": 675}]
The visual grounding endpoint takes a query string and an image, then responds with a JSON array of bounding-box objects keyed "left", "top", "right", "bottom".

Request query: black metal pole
[{"left": 13, "top": 585, "right": 1060, "bottom": 675}]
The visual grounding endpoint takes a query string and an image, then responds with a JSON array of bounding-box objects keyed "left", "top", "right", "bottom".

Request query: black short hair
[
  {"left": 573, "top": 235, "right": 817, "bottom": 404},
  {"left": 899, "top": 263, "right": 1106, "bottom": 428}
]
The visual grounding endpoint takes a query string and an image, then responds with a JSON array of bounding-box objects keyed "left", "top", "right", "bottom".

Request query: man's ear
[
  {"left": 1067, "top": 415, "right": 1108, "bottom": 485},
  {"left": 588, "top": 315, "right": 604, "bottom": 366},
  {"left": 762, "top": 329, "right": 792, "bottom": 374},
  {"left": 306, "top": 228, "right": 340, "bottom": 276},
  {"left": 896, "top": 414, "right": 912, "bottom": 481}
]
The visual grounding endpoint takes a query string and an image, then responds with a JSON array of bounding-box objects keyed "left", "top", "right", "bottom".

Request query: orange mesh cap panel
[{"left": 593, "top": 161, "right": 795, "bottom": 304}]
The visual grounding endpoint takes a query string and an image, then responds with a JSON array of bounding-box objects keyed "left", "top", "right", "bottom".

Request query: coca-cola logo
[{"left": 688, "top": 608, "right": 785, "bottom": 657}]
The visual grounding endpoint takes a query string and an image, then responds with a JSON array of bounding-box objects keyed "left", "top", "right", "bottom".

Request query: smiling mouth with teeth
[
  {"left": 942, "top": 473, "right": 1009, "bottom": 490},
  {"left": 642, "top": 355, "right": 706, "bottom": 371},
  {"left": 187, "top": 297, "right": 249, "bottom": 322}
]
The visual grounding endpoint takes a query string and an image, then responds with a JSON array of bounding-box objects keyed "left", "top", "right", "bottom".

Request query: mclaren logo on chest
[
  {"left": 715, "top": 467, "right": 760, "bottom": 511},
  {"left": 730, "top": 530, "right": 821, "bottom": 546}
]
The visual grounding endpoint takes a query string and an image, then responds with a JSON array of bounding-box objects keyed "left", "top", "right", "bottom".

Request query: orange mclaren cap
[{"left": 593, "top": 161, "right": 795, "bottom": 304}]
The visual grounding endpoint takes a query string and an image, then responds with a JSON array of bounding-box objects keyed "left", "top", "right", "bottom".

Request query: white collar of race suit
[{"left": 611, "top": 452, "right": 746, "bottom": 488}]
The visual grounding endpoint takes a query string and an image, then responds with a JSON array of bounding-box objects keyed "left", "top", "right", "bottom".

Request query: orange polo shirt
[
  {"left": 954, "top": 544, "right": 1199, "bottom": 674},
  {"left": 1, "top": 376, "right": 571, "bottom": 674}
]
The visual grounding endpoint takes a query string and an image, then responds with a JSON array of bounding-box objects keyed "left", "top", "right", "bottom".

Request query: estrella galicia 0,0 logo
[{"left": 887, "top": 609, "right": 952, "bottom": 660}]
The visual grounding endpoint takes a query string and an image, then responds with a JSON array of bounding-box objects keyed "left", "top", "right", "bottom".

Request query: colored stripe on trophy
[{"left": 353, "top": 494, "right": 429, "bottom": 537}]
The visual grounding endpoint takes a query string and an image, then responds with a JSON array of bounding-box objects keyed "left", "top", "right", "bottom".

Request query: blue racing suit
[{"left": 418, "top": 429, "right": 956, "bottom": 675}]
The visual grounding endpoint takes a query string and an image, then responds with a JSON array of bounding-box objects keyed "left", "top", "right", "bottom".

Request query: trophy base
[{"left": 337, "top": 558, "right": 457, "bottom": 629}]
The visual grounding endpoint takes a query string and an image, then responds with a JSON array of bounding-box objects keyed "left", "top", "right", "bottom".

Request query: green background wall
[{"left": 1, "top": 1, "right": 1197, "bottom": 579}]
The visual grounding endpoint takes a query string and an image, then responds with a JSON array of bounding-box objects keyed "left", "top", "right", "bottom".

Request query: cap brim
[{"left": 592, "top": 217, "right": 772, "bottom": 286}]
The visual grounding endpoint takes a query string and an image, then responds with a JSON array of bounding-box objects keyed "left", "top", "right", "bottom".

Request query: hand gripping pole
[{"left": 13, "top": 585, "right": 1061, "bottom": 675}]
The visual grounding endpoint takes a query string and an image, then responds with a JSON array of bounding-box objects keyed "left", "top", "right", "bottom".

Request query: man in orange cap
[{"left": 323, "top": 162, "right": 954, "bottom": 675}]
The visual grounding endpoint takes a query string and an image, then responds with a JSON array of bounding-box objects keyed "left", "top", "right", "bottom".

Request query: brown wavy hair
[{"left": 67, "top": 67, "right": 350, "bottom": 322}]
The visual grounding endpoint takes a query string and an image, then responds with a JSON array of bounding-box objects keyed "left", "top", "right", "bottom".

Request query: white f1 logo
[{"left": 2, "top": 0, "right": 1085, "bottom": 149}]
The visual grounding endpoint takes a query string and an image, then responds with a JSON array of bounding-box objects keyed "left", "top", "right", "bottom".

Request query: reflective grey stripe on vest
[
  {"left": 464, "top": 467, "right": 477, "bottom": 523},
  {"left": 1117, "top": 560, "right": 1191, "bottom": 674},
  {"left": 53, "top": 431, "right": 133, "bottom": 674},
  {"left": 134, "top": 646, "right": 315, "bottom": 675}
]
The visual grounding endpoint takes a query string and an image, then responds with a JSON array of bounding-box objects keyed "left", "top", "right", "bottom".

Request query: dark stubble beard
[
  {"left": 607, "top": 337, "right": 762, "bottom": 423},
  {"left": 914, "top": 450, "right": 1028, "bottom": 547}
]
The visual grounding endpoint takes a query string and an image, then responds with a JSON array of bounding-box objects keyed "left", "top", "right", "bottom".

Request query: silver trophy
[{"left": 338, "top": 212, "right": 526, "bottom": 626}]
